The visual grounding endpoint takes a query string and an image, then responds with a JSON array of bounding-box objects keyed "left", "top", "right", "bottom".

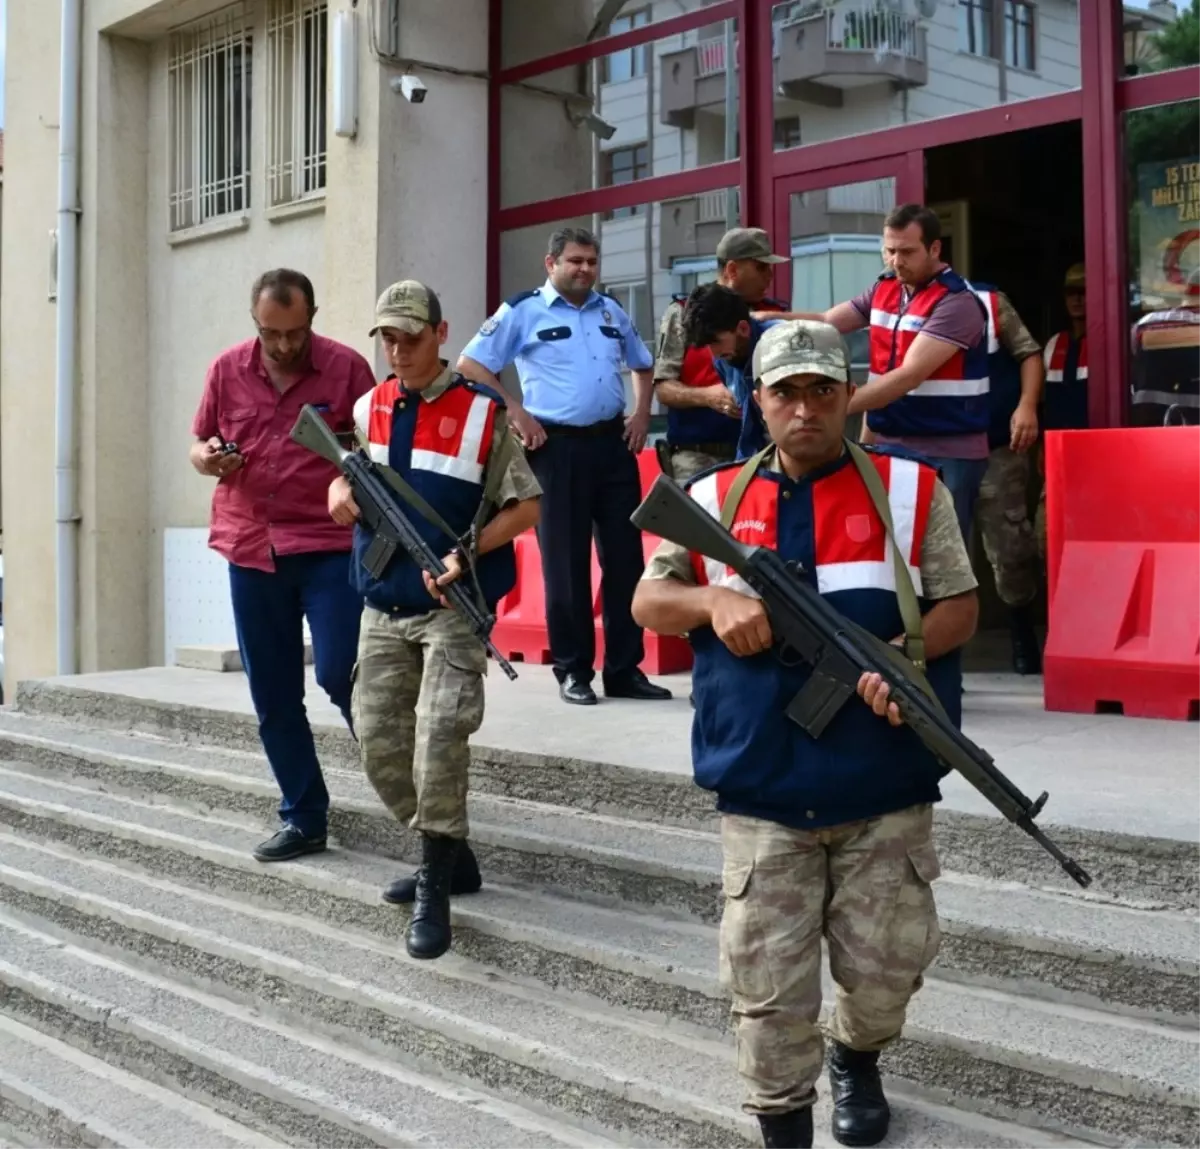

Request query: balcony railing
[
  {"left": 814, "top": 8, "right": 924, "bottom": 60},
  {"left": 698, "top": 188, "right": 740, "bottom": 222}
]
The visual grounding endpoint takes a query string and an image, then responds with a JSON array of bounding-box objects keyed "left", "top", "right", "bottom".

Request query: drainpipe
[{"left": 55, "top": 0, "right": 82, "bottom": 675}]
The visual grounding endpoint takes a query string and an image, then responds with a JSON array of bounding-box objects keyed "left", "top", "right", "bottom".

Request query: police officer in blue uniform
[{"left": 458, "top": 227, "right": 673, "bottom": 706}]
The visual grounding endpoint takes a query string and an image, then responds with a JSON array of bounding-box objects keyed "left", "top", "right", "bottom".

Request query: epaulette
[
  {"left": 758, "top": 296, "right": 789, "bottom": 312},
  {"left": 936, "top": 268, "right": 970, "bottom": 293},
  {"left": 458, "top": 377, "right": 508, "bottom": 408},
  {"left": 504, "top": 288, "right": 540, "bottom": 308},
  {"left": 671, "top": 292, "right": 689, "bottom": 306},
  {"left": 877, "top": 269, "right": 897, "bottom": 283}
]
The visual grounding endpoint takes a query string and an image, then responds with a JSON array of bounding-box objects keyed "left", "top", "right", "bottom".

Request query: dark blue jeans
[
  {"left": 229, "top": 551, "right": 362, "bottom": 838},
  {"left": 936, "top": 457, "right": 989, "bottom": 544}
]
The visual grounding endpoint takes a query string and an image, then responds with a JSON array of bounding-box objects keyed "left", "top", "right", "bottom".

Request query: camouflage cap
[
  {"left": 716, "top": 227, "right": 787, "bottom": 265},
  {"left": 369, "top": 280, "right": 443, "bottom": 336},
  {"left": 753, "top": 320, "right": 851, "bottom": 387},
  {"left": 1064, "top": 263, "right": 1086, "bottom": 290}
]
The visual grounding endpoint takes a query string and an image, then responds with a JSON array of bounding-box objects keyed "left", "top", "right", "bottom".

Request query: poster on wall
[{"left": 1136, "top": 158, "right": 1200, "bottom": 305}]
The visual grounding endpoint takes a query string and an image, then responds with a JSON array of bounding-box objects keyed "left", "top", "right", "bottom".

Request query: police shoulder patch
[{"left": 478, "top": 316, "right": 500, "bottom": 337}]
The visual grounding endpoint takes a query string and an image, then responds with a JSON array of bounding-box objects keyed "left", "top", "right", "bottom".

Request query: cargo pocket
[
  {"left": 902, "top": 838, "right": 942, "bottom": 976},
  {"left": 441, "top": 641, "right": 487, "bottom": 740},
  {"left": 718, "top": 861, "right": 773, "bottom": 1003}
]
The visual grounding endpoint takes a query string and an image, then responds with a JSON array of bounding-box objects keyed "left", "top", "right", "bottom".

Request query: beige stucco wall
[
  {"left": 1, "top": 0, "right": 63, "bottom": 697},
  {"left": 0, "top": 0, "right": 595, "bottom": 695}
]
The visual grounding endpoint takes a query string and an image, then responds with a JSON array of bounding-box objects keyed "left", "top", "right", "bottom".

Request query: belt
[
  {"left": 667, "top": 441, "right": 737, "bottom": 457},
  {"left": 539, "top": 415, "right": 625, "bottom": 438}
]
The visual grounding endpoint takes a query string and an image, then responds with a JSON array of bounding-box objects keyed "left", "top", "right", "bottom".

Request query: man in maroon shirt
[{"left": 190, "top": 268, "right": 375, "bottom": 862}]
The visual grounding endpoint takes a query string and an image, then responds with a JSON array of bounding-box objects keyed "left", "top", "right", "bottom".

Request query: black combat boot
[
  {"left": 757, "top": 1107, "right": 814, "bottom": 1148},
  {"left": 1010, "top": 603, "right": 1042, "bottom": 675},
  {"left": 406, "top": 834, "right": 460, "bottom": 960},
  {"left": 383, "top": 840, "right": 482, "bottom": 905},
  {"left": 828, "top": 1042, "right": 890, "bottom": 1147}
]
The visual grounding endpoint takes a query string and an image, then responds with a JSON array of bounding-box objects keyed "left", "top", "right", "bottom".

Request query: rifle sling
[{"left": 717, "top": 441, "right": 934, "bottom": 679}]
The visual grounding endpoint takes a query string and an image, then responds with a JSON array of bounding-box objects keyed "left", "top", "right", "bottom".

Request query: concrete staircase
[{"left": 0, "top": 677, "right": 1195, "bottom": 1148}]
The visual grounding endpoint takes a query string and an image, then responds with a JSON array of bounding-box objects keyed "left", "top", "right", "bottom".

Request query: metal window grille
[
  {"left": 168, "top": 4, "right": 253, "bottom": 231},
  {"left": 267, "top": 0, "right": 329, "bottom": 207}
]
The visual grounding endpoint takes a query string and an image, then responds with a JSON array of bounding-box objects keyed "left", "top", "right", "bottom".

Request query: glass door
[{"left": 771, "top": 156, "right": 923, "bottom": 383}]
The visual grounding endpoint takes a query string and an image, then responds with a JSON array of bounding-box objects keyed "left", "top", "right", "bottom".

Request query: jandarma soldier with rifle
[
  {"left": 631, "top": 320, "right": 980, "bottom": 1149},
  {"left": 320, "top": 281, "right": 541, "bottom": 961}
]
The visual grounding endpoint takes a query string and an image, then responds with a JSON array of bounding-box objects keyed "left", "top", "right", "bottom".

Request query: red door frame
[
  {"left": 770, "top": 154, "right": 925, "bottom": 305},
  {"left": 486, "top": 0, "right": 1200, "bottom": 427}
]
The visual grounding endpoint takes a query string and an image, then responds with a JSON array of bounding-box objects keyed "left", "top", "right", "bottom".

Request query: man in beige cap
[
  {"left": 634, "top": 320, "right": 977, "bottom": 1149},
  {"left": 328, "top": 280, "right": 542, "bottom": 961},
  {"left": 653, "top": 227, "right": 790, "bottom": 481}
]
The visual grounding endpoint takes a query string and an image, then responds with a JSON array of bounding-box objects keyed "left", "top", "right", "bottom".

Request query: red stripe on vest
[
  {"left": 868, "top": 276, "right": 976, "bottom": 387},
  {"left": 812, "top": 459, "right": 887, "bottom": 567},
  {"left": 410, "top": 385, "right": 496, "bottom": 463}
]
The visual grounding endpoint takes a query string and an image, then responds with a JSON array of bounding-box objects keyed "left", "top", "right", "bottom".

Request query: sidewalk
[{"left": 29, "top": 663, "right": 1200, "bottom": 843}]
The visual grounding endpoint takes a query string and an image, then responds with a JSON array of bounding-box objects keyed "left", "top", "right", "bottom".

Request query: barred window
[
  {"left": 168, "top": 4, "right": 253, "bottom": 231},
  {"left": 266, "top": 0, "right": 329, "bottom": 207}
]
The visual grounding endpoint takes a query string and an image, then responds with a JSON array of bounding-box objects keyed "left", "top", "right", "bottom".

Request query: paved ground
[{"left": 29, "top": 661, "right": 1200, "bottom": 843}]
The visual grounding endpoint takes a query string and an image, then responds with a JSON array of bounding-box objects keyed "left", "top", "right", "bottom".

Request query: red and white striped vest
[
  {"left": 1044, "top": 331, "right": 1088, "bottom": 382},
  {"left": 685, "top": 452, "right": 936, "bottom": 600}
]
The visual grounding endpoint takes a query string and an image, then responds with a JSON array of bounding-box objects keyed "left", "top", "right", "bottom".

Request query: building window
[
  {"left": 602, "top": 8, "right": 651, "bottom": 84},
  {"left": 603, "top": 145, "right": 650, "bottom": 219},
  {"left": 774, "top": 117, "right": 802, "bottom": 150},
  {"left": 266, "top": 0, "right": 329, "bottom": 207},
  {"left": 1004, "top": 1, "right": 1035, "bottom": 70},
  {"left": 167, "top": 4, "right": 253, "bottom": 231},
  {"left": 958, "top": 0, "right": 1036, "bottom": 69}
]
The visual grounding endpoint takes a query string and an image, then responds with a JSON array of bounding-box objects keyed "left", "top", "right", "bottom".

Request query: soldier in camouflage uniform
[
  {"left": 653, "top": 228, "right": 789, "bottom": 481},
  {"left": 328, "top": 281, "right": 541, "bottom": 961},
  {"left": 633, "top": 322, "right": 979, "bottom": 1149},
  {"left": 973, "top": 289, "right": 1044, "bottom": 674}
]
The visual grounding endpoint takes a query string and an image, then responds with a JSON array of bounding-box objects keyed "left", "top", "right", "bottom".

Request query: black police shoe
[
  {"left": 828, "top": 1042, "right": 890, "bottom": 1147},
  {"left": 252, "top": 825, "right": 327, "bottom": 863},
  {"left": 383, "top": 840, "right": 482, "bottom": 904},
  {"left": 757, "top": 1107, "right": 814, "bottom": 1148},
  {"left": 603, "top": 669, "right": 673, "bottom": 701},
  {"left": 560, "top": 674, "right": 598, "bottom": 705},
  {"left": 406, "top": 834, "right": 461, "bottom": 960}
]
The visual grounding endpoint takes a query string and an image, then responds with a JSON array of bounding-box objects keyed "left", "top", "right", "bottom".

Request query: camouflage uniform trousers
[
  {"left": 670, "top": 446, "right": 737, "bottom": 483},
  {"left": 975, "top": 446, "right": 1039, "bottom": 607},
  {"left": 351, "top": 605, "right": 487, "bottom": 839},
  {"left": 719, "top": 803, "right": 941, "bottom": 1116}
]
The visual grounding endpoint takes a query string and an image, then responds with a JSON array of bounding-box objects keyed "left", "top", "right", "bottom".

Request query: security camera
[
  {"left": 391, "top": 73, "right": 427, "bottom": 103},
  {"left": 567, "top": 107, "right": 617, "bottom": 140}
]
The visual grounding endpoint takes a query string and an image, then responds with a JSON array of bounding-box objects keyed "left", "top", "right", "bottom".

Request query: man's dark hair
[
  {"left": 682, "top": 283, "right": 751, "bottom": 347},
  {"left": 884, "top": 204, "right": 941, "bottom": 248},
  {"left": 251, "top": 268, "right": 316, "bottom": 314},
  {"left": 548, "top": 227, "right": 600, "bottom": 261}
]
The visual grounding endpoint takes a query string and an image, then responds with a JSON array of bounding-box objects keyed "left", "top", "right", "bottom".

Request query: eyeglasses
[{"left": 254, "top": 321, "right": 311, "bottom": 344}]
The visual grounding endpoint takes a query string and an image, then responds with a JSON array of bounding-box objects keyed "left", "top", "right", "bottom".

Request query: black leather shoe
[
  {"left": 603, "top": 669, "right": 673, "bottom": 701},
  {"left": 828, "top": 1042, "right": 890, "bottom": 1147},
  {"left": 406, "top": 834, "right": 460, "bottom": 960},
  {"left": 383, "top": 840, "right": 482, "bottom": 905},
  {"left": 1010, "top": 604, "right": 1043, "bottom": 675},
  {"left": 253, "top": 826, "right": 327, "bottom": 863},
  {"left": 560, "top": 674, "right": 598, "bottom": 705},
  {"left": 757, "top": 1107, "right": 814, "bottom": 1148}
]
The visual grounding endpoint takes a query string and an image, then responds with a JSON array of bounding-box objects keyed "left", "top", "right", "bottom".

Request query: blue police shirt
[
  {"left": 461, "top": 280, "right": 654, "bottom": 427},
  {"left": 714, "top": 316, "right": 779, "bottom": 459}
]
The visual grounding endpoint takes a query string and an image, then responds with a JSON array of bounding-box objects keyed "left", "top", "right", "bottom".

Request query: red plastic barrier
[
  {"left": 1043, "top": 427, "right": 1200, "bottom": 721},
  {"left": 490, "top": 446, "right": 693, "bottom": 674}
]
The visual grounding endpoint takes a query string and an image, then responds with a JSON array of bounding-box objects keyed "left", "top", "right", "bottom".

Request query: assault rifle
[
  {"left": 632, "top": 474, "right": 1092, "bottom": 889},
  {"left": 291, "top": 405, "right": 518, "bottom": 681}
]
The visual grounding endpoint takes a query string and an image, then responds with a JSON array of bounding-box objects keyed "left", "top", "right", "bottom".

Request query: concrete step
[
  {"left": 0, "top": 1013, "right": 280, "bottom": 1148},
  {"left": 11, "top": 684, "right": 1198, "bottom": 911},
  {"left": 0, "top": 720, "right": 1193, "bottom": 1024},
  {"left": 0, "top": 801, "right": 1192, "bottom": 1147},
  {"left": 0, "top": 914, "right": 620, "bottom": 1149},
  {"left": 0, "top": 710, "right": 1190, "bottom": 925}
]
